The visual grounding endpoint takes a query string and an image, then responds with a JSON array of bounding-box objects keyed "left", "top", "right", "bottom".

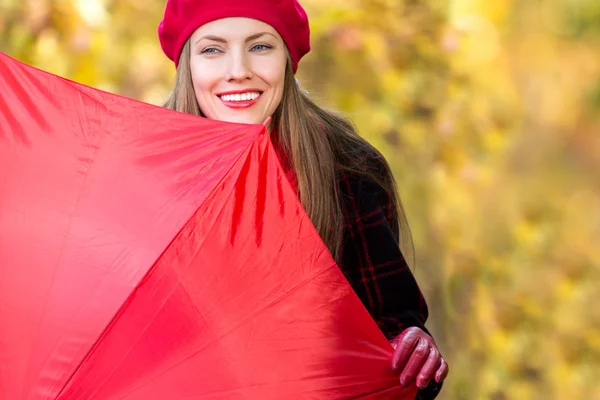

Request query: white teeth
[{"left": 220, "top": 92, "right": 261, "bottom": 102}]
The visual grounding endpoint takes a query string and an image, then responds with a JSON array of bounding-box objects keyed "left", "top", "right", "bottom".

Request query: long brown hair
[{"left": 163, "top": 39, "right": 415, "bottom": 266}]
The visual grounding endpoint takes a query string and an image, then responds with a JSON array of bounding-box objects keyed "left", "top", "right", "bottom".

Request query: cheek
[
  {"left": 272, "top": 67, "right": 286, "bottom": 104},
  {"left": 189, "top": 64, "right": 220, "bottom": 118},
  {"left": 273, "top": 57, "right": 287, "bottom": 90},
  {"left": 190, "top": 74, "right": 209, "bottom": 96},
  {"left": 256, "top": 58, "right": 286, "bottom": 94},
  {"left": 190, "top": 62, "right": 218, "bottom": 97},
  {"left": 252, "top": 50, "right": 285, "bottom": 80}
]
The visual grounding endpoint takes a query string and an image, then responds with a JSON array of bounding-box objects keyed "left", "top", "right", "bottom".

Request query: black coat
[
  {"left": 337, "top": 154, "right": 443, "bottom": 400},
  {"left": 278, "top": 147, "right": 442, "bottom": 399}
]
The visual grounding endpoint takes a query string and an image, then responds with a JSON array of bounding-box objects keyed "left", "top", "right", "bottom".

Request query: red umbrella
[{"left": 0, "top": 52, "right": 418, "bottom": 400}]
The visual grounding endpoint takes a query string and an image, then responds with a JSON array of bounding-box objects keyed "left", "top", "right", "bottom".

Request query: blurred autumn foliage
[{"left": 1, "top": 0, "right": 599, "bottom": 399}]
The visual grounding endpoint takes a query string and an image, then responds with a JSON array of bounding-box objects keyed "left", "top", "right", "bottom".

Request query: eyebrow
[{"left": 195, "top": 32, "right": 276, "bottom": 45}]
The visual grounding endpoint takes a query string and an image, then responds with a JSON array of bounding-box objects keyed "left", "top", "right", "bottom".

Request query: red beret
[{"left": 158, "top": 0, "right": 311, "bottom": 73}]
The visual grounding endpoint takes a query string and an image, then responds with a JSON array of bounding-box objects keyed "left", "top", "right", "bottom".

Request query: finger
[
  {"left": 400, "top": 339, "right": 431, "bottom": 387},
  {"left": 416, "top": 348, "right": 441, "bottom": 389},
  {"left": 435, "top": 358, "right": 449, "bottom": 382},
  {"left": 391, "top": 329, "right": 421, "bottom": 372}
]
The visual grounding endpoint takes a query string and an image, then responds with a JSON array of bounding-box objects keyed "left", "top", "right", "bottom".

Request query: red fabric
[
  {"left": 272, "top": 141, "right": 429, "bottom": 342},
  {"left": 158, "top": 0, "right": 311, "bottom": 72},
  {"left": 0, "top": 53, "right": 419, "bottom": 399}
]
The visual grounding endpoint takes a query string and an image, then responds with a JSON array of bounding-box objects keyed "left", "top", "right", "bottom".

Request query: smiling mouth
[
  {"left": 218, "top": 92, "right": 262, "bottom": 102},
  {"left": 217, "top": 91, "right": 263, "bottom": 109}
]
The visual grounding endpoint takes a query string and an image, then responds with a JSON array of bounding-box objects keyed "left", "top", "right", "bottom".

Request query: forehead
[{"left": 191, "top": 17, "right": 281, "bottom": 41}]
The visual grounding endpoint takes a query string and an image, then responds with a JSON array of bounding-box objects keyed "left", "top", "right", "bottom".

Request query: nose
[{"left": 224, "top": 51, "right": 253, "bottom": 82}]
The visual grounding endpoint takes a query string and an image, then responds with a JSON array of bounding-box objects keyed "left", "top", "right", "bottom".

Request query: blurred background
[{"left": 1, "top": 0, "right": 599, "bottom": 398}]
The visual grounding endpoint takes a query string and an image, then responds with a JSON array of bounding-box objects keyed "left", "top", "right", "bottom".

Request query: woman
[{"left": 157, "top": 0, "right": 448, "bottom": 398}]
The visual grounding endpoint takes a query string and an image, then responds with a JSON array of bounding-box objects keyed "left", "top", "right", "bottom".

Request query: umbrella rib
[
  {"left": 112, "top": 134, "right": 343, "bottom": 398},
  {"left": 106, "top": 138, "right": 270, "bottom": 399},
  {"left": 19, "top": 116, "right": 104, "bottom": 400},
  {"left": 174, "top": 375, "right": 400, "bottom": 400},
  {"left": 55, "top": 125, "right": 268, "bottom": 400},
  {"left": 116, "top": 259, "right": 340, "bottom": 400},
  {"left": 348, "top": 383, "right": 405, "bottom": 399}
]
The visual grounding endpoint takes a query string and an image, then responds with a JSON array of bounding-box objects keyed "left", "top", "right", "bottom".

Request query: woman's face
[{"left": 189, "top": 17, "right": 287, "bottom": 125}]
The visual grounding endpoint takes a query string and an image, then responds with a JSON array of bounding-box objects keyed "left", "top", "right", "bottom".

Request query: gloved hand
[{"left": 390, "top": 327, "right": 449, "bottom": 389}]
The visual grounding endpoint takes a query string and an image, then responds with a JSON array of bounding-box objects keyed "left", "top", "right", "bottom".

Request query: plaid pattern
[
  {"left": 277, "top": 147, "right": 441, "bottom": 399},
  {"left": 337, "top": 155, "right": 443, "bottom": 400},
  {"left": 337, "top": 160, "right": 429, "bottom": 340}
]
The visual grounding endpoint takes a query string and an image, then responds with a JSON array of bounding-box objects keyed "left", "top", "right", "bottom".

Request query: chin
[{"left": 221, "top": 114, "right": 262, "bottom": 125}]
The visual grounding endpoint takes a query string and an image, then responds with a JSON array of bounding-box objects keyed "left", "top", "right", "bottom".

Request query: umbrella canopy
[{"left": 0, "top": 52, "right": 417, "bottom": 400}]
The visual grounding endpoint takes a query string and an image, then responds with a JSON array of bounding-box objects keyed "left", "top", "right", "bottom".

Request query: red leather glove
[{"left": 390, "top": 327, "right": 449, "bottom": 389}]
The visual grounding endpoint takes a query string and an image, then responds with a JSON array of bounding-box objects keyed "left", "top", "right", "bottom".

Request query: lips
[{"left": 217, "top": 90, "right": 263, "bottom": 109}]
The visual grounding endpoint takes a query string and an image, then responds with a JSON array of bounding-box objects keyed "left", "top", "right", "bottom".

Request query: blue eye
[
  {"left": 201, "top": 47, "right": 219, "bottom": 54},
  {"left": 251, "top": 44, "right": 272, "bottom": 52}
]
